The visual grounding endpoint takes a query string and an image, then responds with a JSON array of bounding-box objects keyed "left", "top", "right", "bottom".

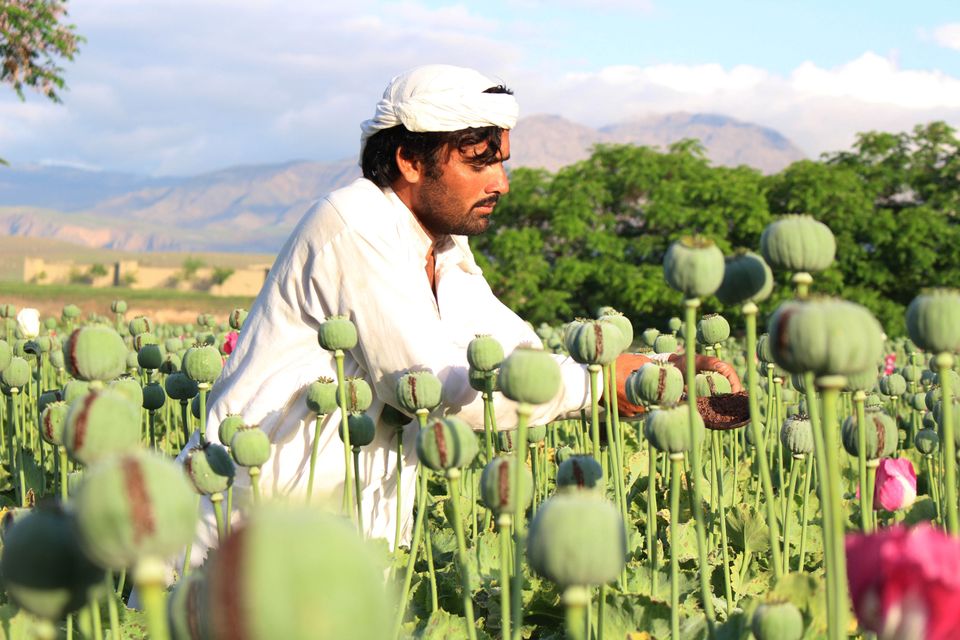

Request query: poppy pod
[
  {"left": 184, "top": 443, "right": 236, "bottom": 495},
  {"left": 695, "top": 371, "right": 732, "bottom": 397},
  {"left": 305, "top": 377, "right": 338, "bottom": 415},
  {"left": 845, "top": 366, "right": 880, "bottom": 393},
  {"left": 467, "top": 334, "right": 504, "bottom": 372},
  {"left": 165, "top": 372, "right": 199, "bottom": 401},
  {"left": 841, "top": 410, "right": 898, "bottom": 459},
  {"left": 879, "top": 373, "right": 907, "bottom": 397},
  {"left": 480, "top": 456, "right": 533, "bottom": 516},
  {"left": 760, "top": 214, "right": 836, "bottom": 273},
  {"left": 339, "top": 413, "right": 376, "bottom": 448},
  {"left": 915, "top": 428, "right": 940, "bottom": 455},
  {"left": 167, "top": 572, "right": 209, "bottom": 640},
  {"left": 565, "top": 319, "right": 624, "bottom": 366},
  {"left": 229, "top": 308, "right": 248, "bottom": 331},
  {"left": 317, "top": 315, "right": 357, "bottom": 351},
  {"left": 0, "top": 505, "right": 105, "bottom": 620},
  {"left": 1, "top": 356, "right": 30, "bottom": 390},
  {"left": 74, "top": 451, "right": 198, "bottom": 570},
  {"left": 109, "top": 376, "right": 143, "bottom": 407},
  {"left": 137, "top": 343, "right": 164, "bottom": 371},
  {"left": 110, "top": 300, "right": 127, "bottom": 314},
  {"left": 41, "top": 401, "right": 69, "bottom": 446},
  {"left": 663, "top": 236, "right": 725, "bottom": 298},
  {"left": 206, "top": 506, "right": 390, "bottom": 640},
  {"left": 63, "top": 389, "right": 141, "bottom": 466},
  {"left": 395, "top": 370, "right": 442, "bottom": 414},
  {"left": 644, "top": 404, "right": 705, "bottom": 454},
  {"left": 218, "top": 414, "right": 244, "bottom": 448},
  {"left": 498, "top": 347, "right": 562, "bottom": 406},
  {"left": 768, "top": 298, "right": 883, "bottom": 377},
  {"left": 626, "top": 362, "right": 684, "bottom": 407},
  {"left": 597, "top": 311, "right": 634, "bottom": 349},
  {"left": 715, "top": 249, "right": 774, "bottom": 306},
  {"left": 641, "top": 328, "right": 660, "bottom": 348},
  {"left": 128, "top": 316, "right": 154, "bottom": 336},
  {"left": 230, "top": 426, "right": 271, "bottom": 468},
  {"left": 906, "top": 289, "right": 960, "bottom": 354},
  {"left": 780, "top": 415, "right": 814, "bottom": 457},
  {"left": 0, "top": 339, "right": 11, "bottom": 371},
  {"left": 751, "top": 601, "right": 804, "bottom": 640},
  {"left": 61, "top": 304, "right": 81, "bottom": 321},
  {"left": 555, "top": 455, "right": 603, "bottom": 491},
  {"left": 416, "top": 416, "right": 478, "bottom": 472},
  {"left": 653, "top": 333, "right": 678, "bottom": 355},
  {"left": 342, "top": 376, "right": 373, "bottom": 412},
  {"left": 183, "top": 345, "right": 223, "bottom": 385},
  {"left": 526, "top": 492, "right": 626, "bottom": 588},
  {"left": 697, "top": 313, "right": 731, "bottom": 346},
  {"left": 64, "top": 326, "right": 128, "bottom": 382}
]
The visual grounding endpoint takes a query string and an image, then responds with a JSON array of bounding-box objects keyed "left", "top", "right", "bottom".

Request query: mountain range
[{"left": 0, "top": 112, "right": 806, "bottom": 253}]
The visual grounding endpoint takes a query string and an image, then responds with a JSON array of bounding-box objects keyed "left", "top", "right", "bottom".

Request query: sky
[{"left": 1, "top": 0, "right": 959, "bottom": 176}]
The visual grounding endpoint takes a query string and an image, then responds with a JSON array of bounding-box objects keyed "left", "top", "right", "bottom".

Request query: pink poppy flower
[
  {"left": 847, "top": 524, "right": 960, "bottom": 640},
  {"left": 222, "top": 331, "right": 239, "bottom": 356},
  {"left": 874, "top": 458, "right": 917, "bottom": 511},
  {"left": 884, "top": 353, "right": 897, "bottom": 375}
]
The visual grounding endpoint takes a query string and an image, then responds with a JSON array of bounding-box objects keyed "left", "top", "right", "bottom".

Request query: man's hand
[{"left": 667, "top": 353, "right": 743, "bottom": 393}]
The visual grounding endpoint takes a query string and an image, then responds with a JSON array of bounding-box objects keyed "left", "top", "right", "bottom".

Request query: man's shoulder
[{"left": 300, "top": 178, "right": 397, "bottom": 236}]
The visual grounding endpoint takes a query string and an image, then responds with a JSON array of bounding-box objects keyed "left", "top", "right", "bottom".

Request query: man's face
[{"left": 409, "top": 131, "right": 511, "bottom": 237}]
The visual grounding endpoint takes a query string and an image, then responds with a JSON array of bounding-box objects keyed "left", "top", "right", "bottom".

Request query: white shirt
[{"left": 194, "top": 177, "right": 595, "bottom": 549}]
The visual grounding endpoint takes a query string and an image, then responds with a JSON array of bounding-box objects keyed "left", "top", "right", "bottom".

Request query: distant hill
[{"left": 0, "top": 112, "right": 806, "bottom": 253}]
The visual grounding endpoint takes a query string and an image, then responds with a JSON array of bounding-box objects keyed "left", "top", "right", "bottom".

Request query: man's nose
[{"left": 488, "top": 164, "right": 509, "bottom": 195}]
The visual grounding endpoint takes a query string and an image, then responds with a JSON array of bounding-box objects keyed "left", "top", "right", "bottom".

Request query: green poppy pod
[
  {"left": 0, "top": 505, "right": 106, "bottom": 620},
  {"left": 697, "top": 314, "right": 730, "bottom": 346},
  {"left": 841, "top": 410, "right": 897, "bottom": 459},
  {"left": 49, "top": 348, "right": 64, "bottom": 370},
  {"left": 230, "top": 426, "right": 271, "bottom": 468},
  {"left": 906, "top": 289, "right": 960, "bottom": 354},
  {"left": 936, "top": 368, "right": 960, "bottom": 390},
  {"left": 416, "top": 416, "right": 478, "bottom": 471},
  {"left": 395, "top": 370, "right": 442, "bottom": 413},
  {"left": 626, "top": 362, "right": 684, "bottom": 406},
  {"left": 41, "top": 401, "right": 69, "bottom": 446},
  {"left": 339, "top": 413, "right": 376, "bottom": 448},
  {"left": 556, "top": 455, "right": 603, "bottom": 491},
  {"left": 695, "top": 371, "right": 732, "bottom": 397},
  {"left": 644, "top": 404, "right": 705, "bottom": 454},
  {"left": 926, "top": 388, "right": 943, "bottom": 412},
  {"left": 229, "top": 308, "right": 248, "bottom": 331},
  {"left": 759, "top": 214, "right": 836, "bottom": 273},
  {"left": 74, "top": 451, "right": 197, "bottom": 570},
  {"left": 184, "top": 443, "right": 235, "bottom": 495},
  {"left": 191, "top": 394, "right": 202, "bottom": 420},
  {"left": 564, "top": 319, "right": 624, "bottom": 366},
  {"left": 598, "top": 311, "right": 634, "bottom": 349},
  {"left": 527, "top": 493, "right": 626, "bottom": 588},
  {"left": 125, "top": 350, "right": 139, "bottom": 372},
  {"left": 641, "top": 328, "right": 660, "bottom": 348},
  {"left": 142, "top": 381, "right": 166, "bottom": 412},
  {"left": 159, "top": 352, "right": 182, "bottom": 375},
  {"left": 218, "top": 414, "right": 244, "bottom": 448},
  {"left": 900, "top": 365, "right": 922, "bottom": 383},
  {"left": 497, "top": 429, "right": 515, "bottom": 452},
  {"left": 339, "top": 376, "right": 371, "bottom": 412},
  {"left": 110, "top": 300, "right": 127, "bottom": 314},
  {"left": 921, "top": 369, "right": 937, "bottom": 387},
  {"left": 183, "top": 345, "right": 223, "bottom": 385},
  {"left": 480, "top": 456, "right": 533, "bottom": 517},
  {"left": 380, "top": 404, "right": 411, "bottom": 431},
  {"left": 0, "top": 304, "right": 16, "bottom": 318},
  {"left": 206, "top": 505, "right": 390, "bottom": 640},
  {"left": 0, "top": 339, "right": 11, "bottom": 371},
  {"left": 1, "top": 356, "right": 30, "bottom": 390},
  {"left": 137, "top": 344, "right": 164, "bottom": 371},
  {"left": 64, "top": 325, "right": 128, "bottom": 382},
  {"left": 164, "top": 337, "right": 184, "bottom": 353},
  {"left": 63, "top": 389, "right": 141, "bottom": 466},
  {"left": 845, "top": 366, "right": 879, "bottom": 393},
  {"left": 317, "top": 316, "right": 357, "bottom": 351},
  {"left": 756, "top": 333, "right": 774, "bottom": 365},
  {"left": 165, "top": 372, "right": 199, "bottom": 401},
  {"left": 915, "top": 428, "right": 940, "bottom": 455},
  {"left": 768, "top": 299, "right": 883, "bottom": 377},
  {"left": 667, "top": 317, "right": 682, "bottom": 334},
  {"left": 305, "top": 377, "right": 339, "bottom": 415},
  {"left": 554, "top": 446, "right": 575, "bottom": 466},
  {"left": 62, "top": 379, "right": 90, "bottom": 405},
  {"left": 715, "top": 249, "right": 774, "bottom": 305},
  {"left": 879, "top": 373, "right": 907, "bottom": 397},
  {"left": 38, "top": 389, "right": 63, "bottom": 415},
  {"left": 467, "top": 334, "right": 504, "bottom": 372},
  {"left": 167, "top": 571, "right": 209, "bottom": 640},
  {"left": 132, "top": 332, "right": 159, "bottom": 352},
  {"left": 498, "top": 347, "right": 562, "bottom": 405},
  {"left": 751, "top": 601, "right": 804, "bottom": 640},
  {"left": 780, "top": 415, "right": 814, "bottom": 457},
  {"left": 526, "top": 424, "right": 547, "bottom": 444},
  {"left": 910, "top": 392, "right": 928, "bottom": 412},
  {"left": 663, "top": 236, "right": 725, "bottom": 298},
  {"left": 110, "top": 376, "right": 143, "bottom": 407},
  {"left": 61, "top": 304, "right": 81, "bottom": 320},
  {"left": 128, "top": 316, "right": 154, "bottom": 336},
  {"left": 653, "top": 333, "right": 678, "bottom": 355},
  {"left": 468, "top": 367, "right": 488, "bottom": 392}
]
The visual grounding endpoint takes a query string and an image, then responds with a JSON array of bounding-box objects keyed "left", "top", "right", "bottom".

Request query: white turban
[{"left": 359, "top": 64, "right": 519, "bottom": 156}]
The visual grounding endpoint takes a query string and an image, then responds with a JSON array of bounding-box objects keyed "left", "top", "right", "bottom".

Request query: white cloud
[{"left": 933, "top": 23, "right": 960, "bottom": 51}]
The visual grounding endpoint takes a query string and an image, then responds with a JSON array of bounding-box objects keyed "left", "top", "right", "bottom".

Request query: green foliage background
[{"left": 471, "top": 122, "right": 960, "bottom": 338}]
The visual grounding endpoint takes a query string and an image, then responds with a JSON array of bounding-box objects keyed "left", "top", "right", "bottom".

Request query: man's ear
[{"left": 395, "top": 148, "right": 423, "bottom": 185}]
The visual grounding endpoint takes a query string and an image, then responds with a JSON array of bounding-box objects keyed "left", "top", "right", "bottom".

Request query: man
[{"left": 192, "top": 65, "right": 738, "bottom": 557}]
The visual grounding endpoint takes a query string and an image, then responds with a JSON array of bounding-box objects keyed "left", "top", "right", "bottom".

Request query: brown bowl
[{"left": 697, "top": 391, "right": 750, "bottom": 430}]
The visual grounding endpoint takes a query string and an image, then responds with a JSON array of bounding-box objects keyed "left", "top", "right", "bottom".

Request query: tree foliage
[
  {"left": 0, "top": 0, "right": 81, "bottom": 102},
  {"left": 471, "top": 123, "right": 960, "bottom": 337}
]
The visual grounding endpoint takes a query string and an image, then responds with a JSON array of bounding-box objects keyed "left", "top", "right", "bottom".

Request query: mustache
[{"left": 473, "top": 195, "right": 500, "bottom": 209}]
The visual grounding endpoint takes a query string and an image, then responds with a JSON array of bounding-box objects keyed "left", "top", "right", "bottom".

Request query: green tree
[{"left": 1, "top": 0, "right": 82, "bottom": 163}]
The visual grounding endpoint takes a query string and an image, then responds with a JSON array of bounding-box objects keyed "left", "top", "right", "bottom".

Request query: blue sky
[{"left": 1, "top": 0, "right": 958, "bottom": 176}]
